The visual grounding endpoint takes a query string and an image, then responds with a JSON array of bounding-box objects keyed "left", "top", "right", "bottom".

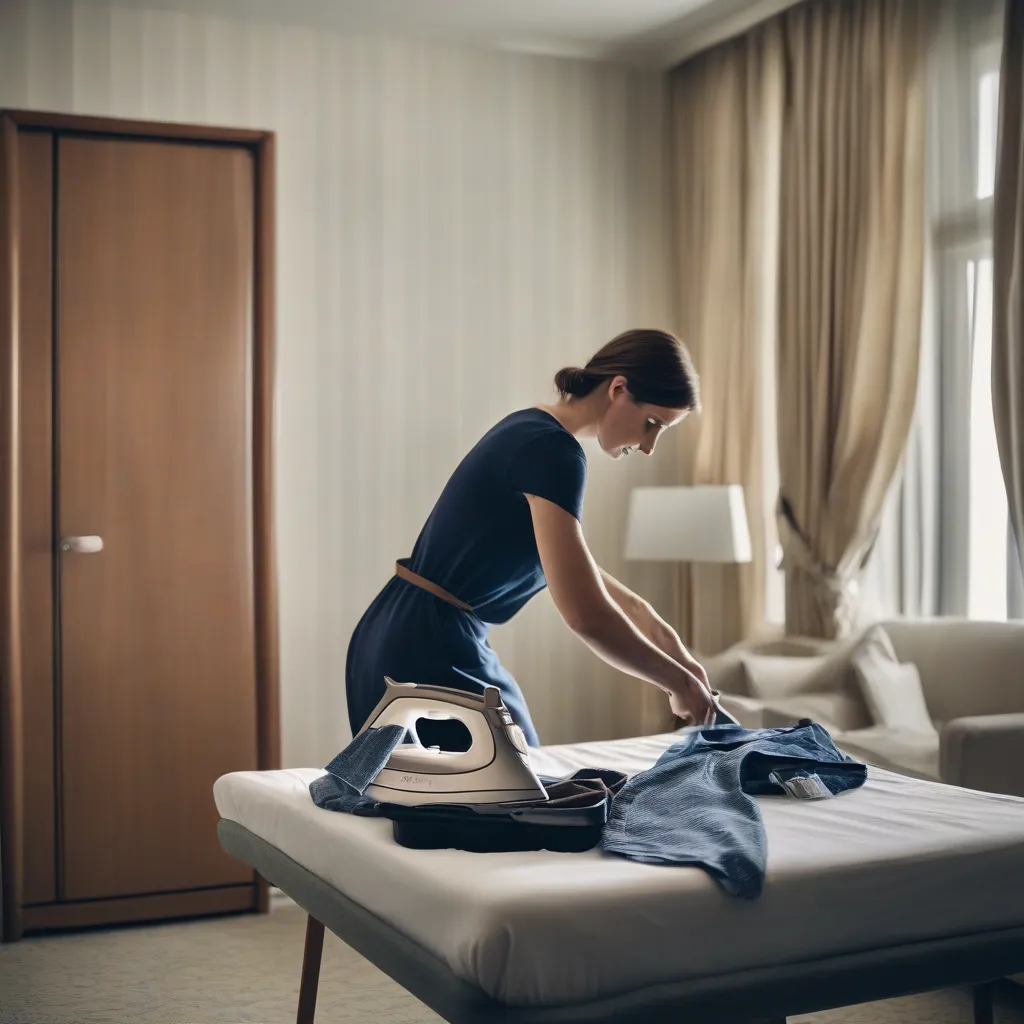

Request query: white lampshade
[{"left": 624, "top": 485, "right": 752, "bottom": 564}]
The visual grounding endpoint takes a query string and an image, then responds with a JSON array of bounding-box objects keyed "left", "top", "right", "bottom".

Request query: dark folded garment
[
  {"left": 538, "top": 767, "right": 627, "bottom": 806},
  {"left": 379, "top": 768, "right": 628, "bottom": 853}
]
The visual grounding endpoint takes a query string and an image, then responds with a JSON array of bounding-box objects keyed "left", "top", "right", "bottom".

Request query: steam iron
[{"left": 356, "top": 679, "right": 549, "bottom": 807}]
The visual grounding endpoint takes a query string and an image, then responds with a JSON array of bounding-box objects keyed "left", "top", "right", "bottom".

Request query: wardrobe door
[
  {"left": 56, "top": 135, "right": 258, "bottom": 900},
  {"left": 18, "top": 130, "right": 57, "bottom": 906}
]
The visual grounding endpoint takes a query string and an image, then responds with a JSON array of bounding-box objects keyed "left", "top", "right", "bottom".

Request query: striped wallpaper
[{"left": 0, "top": 0, "right": 682, "bottom": 766}]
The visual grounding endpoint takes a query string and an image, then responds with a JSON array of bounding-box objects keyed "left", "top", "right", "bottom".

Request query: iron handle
[{"left": 60, "top": 535, "right": 104, "bottom": 554}]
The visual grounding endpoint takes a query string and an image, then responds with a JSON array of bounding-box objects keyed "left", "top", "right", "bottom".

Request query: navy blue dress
[{"left": 345, "top": 408, "right": 588, "bottom": 747}]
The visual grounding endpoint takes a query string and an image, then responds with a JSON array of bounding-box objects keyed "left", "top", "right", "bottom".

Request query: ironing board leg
[
  {"left": 296, "top": 914, "right": 325, "bottom": 1024},
  {"left": 973, "top": 982, "right": 995, "bottom": 1024}
]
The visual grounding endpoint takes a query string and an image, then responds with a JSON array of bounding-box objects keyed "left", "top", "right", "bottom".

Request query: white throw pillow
[
  {"left": 796, "top": 622, "right": 898, "bottom": 699},
  {"left": 852, "top": 650, "right": 936, "bottom": 736},
  {"left": 739, "top": 654, "right": 829, "bottom": 700},
  {"left": 850, "top": 623, "right": 899, "bottom": 667}
]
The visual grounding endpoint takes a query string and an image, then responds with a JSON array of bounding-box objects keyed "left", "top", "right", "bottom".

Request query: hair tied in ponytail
[
  {"left": 554, "top": 366, "right": 589, "bottom": 398},
  {"left": 551, "top": 329, "right": 700, "bottom": 411}
]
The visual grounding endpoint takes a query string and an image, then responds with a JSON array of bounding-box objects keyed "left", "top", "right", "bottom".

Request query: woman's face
[{"left": 596, "top": 376, "right": 690, "bottom": 459}]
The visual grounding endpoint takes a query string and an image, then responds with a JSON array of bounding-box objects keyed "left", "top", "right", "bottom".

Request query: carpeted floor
[{"left": 1, "top": 893, "right": 1022, "bottom": 1023}]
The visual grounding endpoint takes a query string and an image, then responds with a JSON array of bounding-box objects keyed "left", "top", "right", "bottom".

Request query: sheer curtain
[
  {"left": 861, "top": 39, "right": 944, "bottom": 622},
  {"left": 861, "top": 245, "right": 940, "bottom": 621}
]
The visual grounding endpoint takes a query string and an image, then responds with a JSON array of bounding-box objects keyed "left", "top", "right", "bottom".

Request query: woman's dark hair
[{"left": 553, "top": 328, "right": 700, "bottom": 411}]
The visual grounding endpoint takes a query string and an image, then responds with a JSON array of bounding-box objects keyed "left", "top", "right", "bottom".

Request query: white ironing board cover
[{"left": 213, "top": 731, "right": 1024, "bottom": 1007}]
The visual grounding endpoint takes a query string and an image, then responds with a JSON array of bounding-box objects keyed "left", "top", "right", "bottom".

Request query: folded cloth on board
[
  {"left": 308, "top": 724, "right": 406, "bottom": 814},
  {"left": 601, "top": 720, "right": 867, "bottom": 899}
]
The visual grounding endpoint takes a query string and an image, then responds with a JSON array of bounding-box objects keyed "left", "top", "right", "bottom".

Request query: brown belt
[{"left": 395, "top": 561, "right": 475, "bottom": 613}]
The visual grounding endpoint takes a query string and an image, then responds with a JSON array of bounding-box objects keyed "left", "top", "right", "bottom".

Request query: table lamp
[{"left": 624, "top": 485, "right": 752, "bottom": 565}]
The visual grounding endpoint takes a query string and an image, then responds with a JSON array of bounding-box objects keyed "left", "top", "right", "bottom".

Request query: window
[
  {"left": 976, "top": 70, "right": 999, "bottom": 200},
  {"left": 930, "top": 10, "right": 1023, "bottom": 621},
  {"left": 965, "top": 255, "right": 1008, "bottom": 619}
]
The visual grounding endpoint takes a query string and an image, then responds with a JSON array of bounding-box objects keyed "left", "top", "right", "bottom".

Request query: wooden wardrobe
[{"left": 0, "top": 111, "right": 279, "bottom": 941}]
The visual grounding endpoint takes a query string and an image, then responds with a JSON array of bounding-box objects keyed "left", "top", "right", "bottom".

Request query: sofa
[{"left": 701, "top": 618, "right": 1024, "bottom": 799}]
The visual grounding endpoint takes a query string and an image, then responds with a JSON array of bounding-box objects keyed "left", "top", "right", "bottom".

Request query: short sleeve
[{"left": 505, "top": 429, "right": 588, "bottom": 521}]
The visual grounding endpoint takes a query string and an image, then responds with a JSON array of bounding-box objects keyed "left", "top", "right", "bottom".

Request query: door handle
[{"left": 60, "top": 536, "right": 104, "bottom": 554}]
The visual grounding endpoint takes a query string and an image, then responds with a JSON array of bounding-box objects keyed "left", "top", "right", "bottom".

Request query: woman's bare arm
[
  {"left": 525, "top": 494, "right": 715, "bottom": 723},
  {"left": 596, "top": 568, "right": 649, "bottom": 625},
  {"left": 598, "top": 567, "right": 710, "bottom": 690}
]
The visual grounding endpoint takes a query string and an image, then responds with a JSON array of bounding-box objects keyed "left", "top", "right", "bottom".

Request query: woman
[{"left": 345, "top": 328, "right": 718, "bottom": 748}]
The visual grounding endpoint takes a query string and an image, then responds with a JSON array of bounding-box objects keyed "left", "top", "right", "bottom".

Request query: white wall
[{"left": 0, "top": 0, "right": 681, "bottom": 766}]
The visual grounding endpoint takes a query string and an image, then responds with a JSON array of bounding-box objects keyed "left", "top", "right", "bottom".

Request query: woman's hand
[
  {"left": 668, "top": 676, "right": 718, "bottom": 727},
  {"left": 637, "top": 605, "right": 720, "bottom": 725}
]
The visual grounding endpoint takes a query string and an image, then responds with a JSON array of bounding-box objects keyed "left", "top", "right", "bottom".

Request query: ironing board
[{"left": 213, "top": 731, "right": 1024, "bottom": 1024}]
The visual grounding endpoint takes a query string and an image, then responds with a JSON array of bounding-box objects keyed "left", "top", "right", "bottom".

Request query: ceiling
[{"left": 111, "top": 0, "right": 792, "bottom": 66}]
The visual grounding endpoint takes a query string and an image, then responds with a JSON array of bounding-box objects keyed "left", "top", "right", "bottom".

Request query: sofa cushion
[
  {"left": 833, "top": 726, "right": 940, "bottom": 782},
  {"left": 734, "top": 628, "right": 892, "bottom": 732},
  {"left": 852, "top": 651, "right": 936, "bottom": 736},
  {"left": 739, "top": 654, "right": 830, "bottom": 700},
  {"left": 701, "top": 635, "right": 835, "bottom": 697},
  {"left": 759, "top": 693, "right": 873, "bottom": 734}
]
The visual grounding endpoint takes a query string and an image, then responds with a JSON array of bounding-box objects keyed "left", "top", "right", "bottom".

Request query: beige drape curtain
[
  {"left": 670, "top": 0, "right": 928, "bottom": 648},
  {"left": 993, "top": 0, "right": 1024, "bottom": 578},
  {"left": 774, "top": 0, "right": 927, "bottom": 638},
  {"left": 670, "top": 23, "right": 784, "bottom": 655}
]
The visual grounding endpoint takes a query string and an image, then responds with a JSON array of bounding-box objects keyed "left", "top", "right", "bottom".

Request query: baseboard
[{"left": 22, "top": 884, "right": 256, "bottom": 933}]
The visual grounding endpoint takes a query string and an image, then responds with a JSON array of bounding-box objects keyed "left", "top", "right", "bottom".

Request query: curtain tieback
[{"left": 774, "top": 493, "right": 856, "bottom": 597}]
